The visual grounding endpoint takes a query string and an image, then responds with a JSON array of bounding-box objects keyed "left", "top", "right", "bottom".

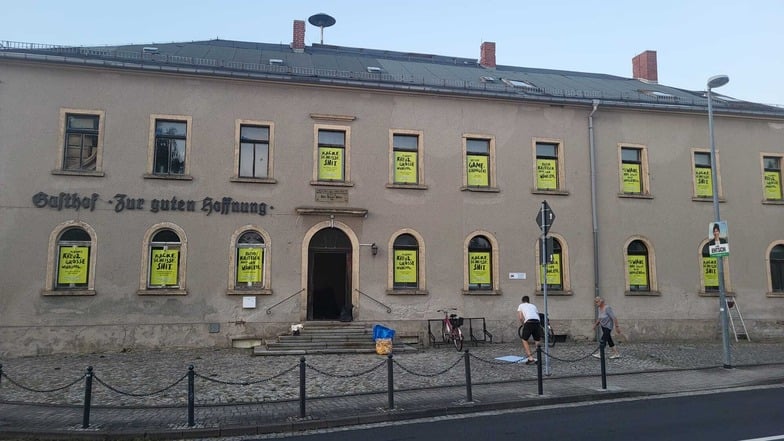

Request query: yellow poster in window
[
  {"left": 627, "top": 255, "right": 648, "bottom": 286},
  {"left": 237, "top": 248, "right": 263, "bottom": 284},
  {"left": 58, "top": 246, "right": 88, "bottom": 284},
  {"left": 695, "top": 168, "right": 713, "bottom": 197},
  {"left": 622, "top": 163, "right": 642, "bottom": 193},
  {"left": 539, "top": 253, "right": 562, "bottom": 285},
  {"left": 468, "top": 251, "right": 491, "bottom": 284},
  {"left": 764, "top": 171, "right": 782, "bottom": 200},
  {"left": 318, "top": 147, "right": 344, "bottom": 180},
  {"left": 703, "top": 257, "right": 718, "bottom": 288},
  {"left": 150, "top": 249, "right": 179, "bottom": 286},
  {"left": 394, "top": 250, "right": 417, "bottom": 283},
  {"left": 536, "top": 159, "right": 557, "bottom": 190},
  {"left": 466, "top": 155, "right": 489, "bottom": 186},
  {"left": 394, "top": 151, "right": 418, "bottom": 184}
]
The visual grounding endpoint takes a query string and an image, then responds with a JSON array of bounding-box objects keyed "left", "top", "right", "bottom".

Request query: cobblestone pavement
[{"left": 2, "top": 339, "right": 783, "bottom": 409}]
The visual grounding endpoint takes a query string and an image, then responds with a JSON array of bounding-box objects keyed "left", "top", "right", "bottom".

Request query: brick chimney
[
  {"left": 480, "top": 41, "right": 496, "bottom": 69},
  {"left": 291, "top": 20, "right": 305, "bottom": 52},
  {"left": 632, "top": 50, "right": 658, "bottom": 83}
]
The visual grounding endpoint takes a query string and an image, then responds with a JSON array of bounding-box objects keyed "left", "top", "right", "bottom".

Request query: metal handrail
[
  {"left": 354, "top": 289, "right": 392, "bottom": 313},
  {"left": 265, "top": 288, "right": 304, "bottom": 315}
]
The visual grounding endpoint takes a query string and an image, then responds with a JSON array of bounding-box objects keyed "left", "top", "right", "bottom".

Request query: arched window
[
  {"left": 393, "top": 233, "right": 419, "bottom": 290},
  {"left": 467, "top": 235, "right": 492, "bottom": 291},
  {"left": 770, "top": 244, "right": 784, "bottom": 293},
  {"left": 234, "top": 230, "right": 265, "bottom": 290},
  {"left": 55, "top": 227, "right": 91, "bottom": 289},
  {"left": 627, "top": 240, "right": 650, "bottom": 292},
  {"left": 148, "top": 229, "right": 182, "bottom": 288},
  {"left": 700, "top": 241, "right": 730, "bottom": 293}
]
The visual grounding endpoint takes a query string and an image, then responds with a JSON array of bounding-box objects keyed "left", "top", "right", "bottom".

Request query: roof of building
[{"left": 2, "top": 38, "right": 783, "bottom": 117}]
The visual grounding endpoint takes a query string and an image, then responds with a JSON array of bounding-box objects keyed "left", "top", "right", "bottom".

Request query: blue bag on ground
[{"left": 372, "top": 324, "right": 395, "bottom": 341}]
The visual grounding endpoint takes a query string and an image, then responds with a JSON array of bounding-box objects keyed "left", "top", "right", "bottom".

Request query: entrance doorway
[{"left": 308, "top": 229, "right": 352, "bottom": 321}]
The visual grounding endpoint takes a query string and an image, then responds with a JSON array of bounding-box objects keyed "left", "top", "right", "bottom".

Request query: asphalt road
[{"left": 255, "top": 385, "right": 784, "bottom": 441}]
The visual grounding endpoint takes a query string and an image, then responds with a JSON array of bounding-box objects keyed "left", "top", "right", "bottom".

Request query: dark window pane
[
  {"left": 152, "top": 229, "right": 180, "bottom": 243},
  {"left": 466, "top": 139, "right": 489, "bottom": 154}
]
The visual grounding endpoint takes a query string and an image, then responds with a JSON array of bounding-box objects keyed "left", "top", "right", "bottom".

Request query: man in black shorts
[{"left": 516, "top": 295, "right": 542, "bottom": 364}]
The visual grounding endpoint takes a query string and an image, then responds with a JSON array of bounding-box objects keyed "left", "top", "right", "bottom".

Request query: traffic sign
[{"left": 536, "top": 200, "right": 555, "bottom": 235}]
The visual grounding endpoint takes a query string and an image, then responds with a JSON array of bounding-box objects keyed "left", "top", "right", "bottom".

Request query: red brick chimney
[
  {"left": 291, "top": 20, "right": 305, "bottom": 52},
  {"left": 480, "top": 42, "right": 496, "bottom": 69},
  {"left": 632, "top": 50, "right": 658, "bottom": 83}
]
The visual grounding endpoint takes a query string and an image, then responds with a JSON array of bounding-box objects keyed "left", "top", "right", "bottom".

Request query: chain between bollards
[
  {"left": 187, "top": 364, "right": 195, "bottom": 427},
  {"left": 82, "top": 366, "right": 93, "bottom": 429},
  {"left": 387, "top": 354, "right": 394, "bottom": 409},
  {"left": 464, "top": 349, "right": 473, "bottom": 402},
  {"left": 299, "top": 356, "right": 306, "bottom": 418}
]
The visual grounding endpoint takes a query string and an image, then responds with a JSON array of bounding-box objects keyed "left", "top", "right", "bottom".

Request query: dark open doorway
[{"left": 308, "top": 229, "right": 352, "bottom": 321}]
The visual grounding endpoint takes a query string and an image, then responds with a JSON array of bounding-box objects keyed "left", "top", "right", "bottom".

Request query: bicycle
[
  {"left": 437, "top": 308, "right": 464, "bottom": 351},
  {"left": 518, "top": 312, "right": 556, "bottom": 348}
]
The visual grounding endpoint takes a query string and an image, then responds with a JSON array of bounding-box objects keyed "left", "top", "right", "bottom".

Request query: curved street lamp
[{"left": 707, "top": 74, "right": 732, "bottom": 369}]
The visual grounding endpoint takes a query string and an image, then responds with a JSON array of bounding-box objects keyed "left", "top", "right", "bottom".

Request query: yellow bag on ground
[{"left": 375, "top": 338, "right": 393, "bottom": 355}]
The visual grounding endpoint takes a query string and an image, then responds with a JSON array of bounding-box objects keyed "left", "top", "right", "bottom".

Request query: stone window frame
[
  {"left": 138, "top": 222, "right": 188, "bottom": 295},
  {"left": 144, "top": 114, "right": 193, "bottom": 181},
  {"left": 227, "top": 225, "right": 273, "bottom": 295},
  {"left": 42, "top": 220, "right": 98, "bottom": 296},
  {"left": 386, "top": 228, "right": 428, "bottom": 295},
  {"left": 532, "top": 137, "right": 568, "bottom": 195},
  {"left": 387, "top": 129, "right": 427, "bottom": 190},
  {"left": 52, "top": 108, "right": 106, "bottom": 177},
  {"left": 231, "top": 119, "right": 277, "bottom": 184},
  {"left": 461, "top": 134, "right": 499, "bottom": 192},
  {"left": 618, "top": 143, "right": 653, "bottom": 198},
  {"left": 462, "top": 231, "right": 501, "bottom": 295},
  {"left": 760, "top": 153, "right": 784, "bottom": 203},
  {"left": 534, "top": 233, "right": 572, "bottom": 295},
  {"left": 623, "top": 236, "right": 660, "bottom": 295},
  {"left": 311, "top": 124, "right": 353, "bottom": 187},
  {"left": 691, "top": 148, "right": 724, "bottom": 201},
  {"left": 765, "top": 241, "right": 784, "bottom": 297},
  {"left": 698, "top": 238, "right": 733, "bottom": 295}
]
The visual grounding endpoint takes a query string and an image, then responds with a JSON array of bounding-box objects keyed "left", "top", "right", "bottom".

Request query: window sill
[
  {"left": 766, "top": 292, "right": 784, "bottom": 298},
  {"left": 625, "top": 290, "right": 661, "bottom": 296},
  {"left": 386, "top": 183, "right": 428, "bottom": 190},
  {"left": 386, "top": 289, "right": 429, "bottom": 295},
  {"left": 692, "top": 197, "right": 725, "bottom": 202},
  {"left": 618, "top": 193, "right": 654, "bottom": 200},
  {"left": 535, "top": 290, "right": 573, "bottom": 296},
  {"left": 698, "top": 291, "right": 735, "bottom": 297},
  {"left": 460, "top": 186, "right": 500, "bottom": 193},
  {"left": 310, "top": 180, "right": 354, "bottom": 187},
  {"left": 137, "top": 288, "right": 188, "bottom": 296},
  {"left": 462, "top": 289, "right": 502, "bottom": 296},
  {"left": 51, "top": 170, "right": 105, "bottom": 177},
  {"left": 762, "top": 199, "right": 784, "bottom": 205},
  {"left": 531, "top": 189, "right": 569, "bottom": 196},
  {"left": 230, "top": 177, "right": 277, "bottom": 184},
  {"left": 144, "top": 174, "right": 193, "bottom": 181},
  {"left": 42, "top": 289, "right": 96, "bottom": 296},
  {"left": 227, "top": 288, "right": 273, "bottom": 295}
]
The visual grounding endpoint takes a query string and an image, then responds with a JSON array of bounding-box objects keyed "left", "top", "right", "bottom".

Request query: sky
[{"left": 3, "top": 0, "right": 783, "bottom": 106}]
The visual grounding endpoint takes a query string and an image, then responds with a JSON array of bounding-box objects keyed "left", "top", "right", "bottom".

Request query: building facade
[{"left": 1, "top": 23, "right": 783, "bottom": 356}]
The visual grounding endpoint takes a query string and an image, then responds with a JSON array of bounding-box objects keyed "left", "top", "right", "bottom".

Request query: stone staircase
[{"left": 253, "top": 321, "right": 418, "bottom": 356}]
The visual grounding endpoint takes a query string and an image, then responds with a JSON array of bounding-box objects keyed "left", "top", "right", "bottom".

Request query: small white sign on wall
[
  {"left": 509, "top": 272, "right": 526, "bottom": 280},
  {"left": 242, "top": 296, "right": 257, "bottom": 309}
]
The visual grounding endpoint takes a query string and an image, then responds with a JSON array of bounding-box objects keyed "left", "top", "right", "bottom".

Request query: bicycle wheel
[
  {"left": 547, "top": 325, "right": 556, "bottom": 347},
  {"left": 441, "top": 321, "right": 450, "bottom": 344},
  {"left": 452, "top": 328, "right": 463, "bottom": 351},
  {"left": 517, "top": 324, "right": 525, "bottom": 340}
]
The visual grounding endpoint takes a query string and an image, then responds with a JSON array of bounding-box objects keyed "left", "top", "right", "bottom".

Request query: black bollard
[
  {"left": 0, "top": 364, "right": 3, "bottom": 387},
  {"left": 464, "top": 349, "right": 473, "bottom": 402},
  {"left": 536, "top": 345, "right": 543, "bottom": 395},
  {"left": 299, "top": 357, "right": 306, "bottom": 418},
  {"left": 82, "top": 366, "right": 93, "bottom": 429},
  {"left": 187, "top": 365, "right": 195, "bottom": 427},
  {"left": 600, "top": 345, "right": 607, "bottom": 390},
  {"left": 387, "top": 354, "right": 394, "bottom": 409}
]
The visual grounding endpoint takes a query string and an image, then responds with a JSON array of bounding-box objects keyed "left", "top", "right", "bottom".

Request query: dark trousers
[{"left": 600, "top": 326, "right": 615, "bottom": 348}]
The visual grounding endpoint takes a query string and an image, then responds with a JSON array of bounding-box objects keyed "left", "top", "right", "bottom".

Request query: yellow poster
[
  {"left": 318, "top": 147, "right": 344, "bottom": 180},
  {"left": 150, "top": 249, "right": 179, "bottom": 286},
  {"left": 394, "top": 151, "right": 418, "bottom": 184},
  {"left": 703, "top": 257, "right": 718, "bottom": 288},
  {"left": 627, "top": 255, "right": 648, "bottom": 286},
  {"left": 540, "top": 253, "right": 562, "bottom": 285},
  {"left": 237, "top": 248, "right": 263, "bottom": 284},
  {"left": 695, "top": 168, "right": 713, "bottom": 197},
  {"left": 466, "top": 155, "right": 489, "bottom": 186},
  {"left": 468, "top": 251, "right": 491, "bottom": 284},
  {"left": 394, "top": 250, "right": 417, "bottom": 283},
  {"left": 58, "top": 246, "right": 88, "bottom": 285},
  {"left": 622, "top": 163, "right": 642, "bottom": 193},
  {"left": 536, "top": 159, "right": 557, "bottom": 190},
  {"left": 764, "top": 171, "right": 782, "bottom": 200}
]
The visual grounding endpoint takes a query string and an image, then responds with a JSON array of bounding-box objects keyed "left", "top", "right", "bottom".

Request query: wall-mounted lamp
[{"left": 360, "top": 242, "right": 378, "bottom": 256}]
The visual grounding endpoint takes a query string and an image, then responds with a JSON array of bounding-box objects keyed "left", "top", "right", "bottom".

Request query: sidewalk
[{"left": 1, "top": 341, "right": 783, "bottom": 440}]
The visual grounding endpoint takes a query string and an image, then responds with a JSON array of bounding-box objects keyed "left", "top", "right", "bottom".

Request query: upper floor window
[
  {"left": 139, "top": 223, "right": 188, "bottom": 295},
  {"left": 44, "top": 221, "right": 97, "bottom": 295},
  {"left": 239, "top": 124, "right": 270, "bottom": 179},
  {"left": 462, "top": 135, "right": 497, "bottom": 191},
  {"left": 56, "top": 109, "right": 105, "bottom": 176},
  {"left": 619, "top": 145, "right": 651, "bottom": 196},
  {"left": 762, "top": 155, "right": 783, "bottom": 201},
  {"left": 768, "top": 243, "right": 784, "bottom": 294},
  {"left": 389, "top": 131, "right": 425, "bottom": 188},
  {"left": 315, "top": 127, "right": 348, "bottom": 183},
  {"left": 533, "top": 139, "right": 566, "bottom": 193},
  {"left": 147, "top": 115, "right": 192, "bottom": 179},
  {"left": 692, "top": 149, "right": 722, "bottom": 199}
]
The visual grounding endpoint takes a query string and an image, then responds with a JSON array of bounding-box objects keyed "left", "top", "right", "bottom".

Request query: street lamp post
[{"left": 707, "top": 74, "right": 732, "bottom": 369}]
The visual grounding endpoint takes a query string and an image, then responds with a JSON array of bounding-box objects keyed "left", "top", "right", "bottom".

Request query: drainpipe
[{"left": 588, "top": 100, "right": 600, "bottom": 340}]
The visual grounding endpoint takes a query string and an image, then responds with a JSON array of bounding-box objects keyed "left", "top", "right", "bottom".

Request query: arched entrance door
[{"left": 308, "top": 228, "right": 352, "bottom": 321}]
